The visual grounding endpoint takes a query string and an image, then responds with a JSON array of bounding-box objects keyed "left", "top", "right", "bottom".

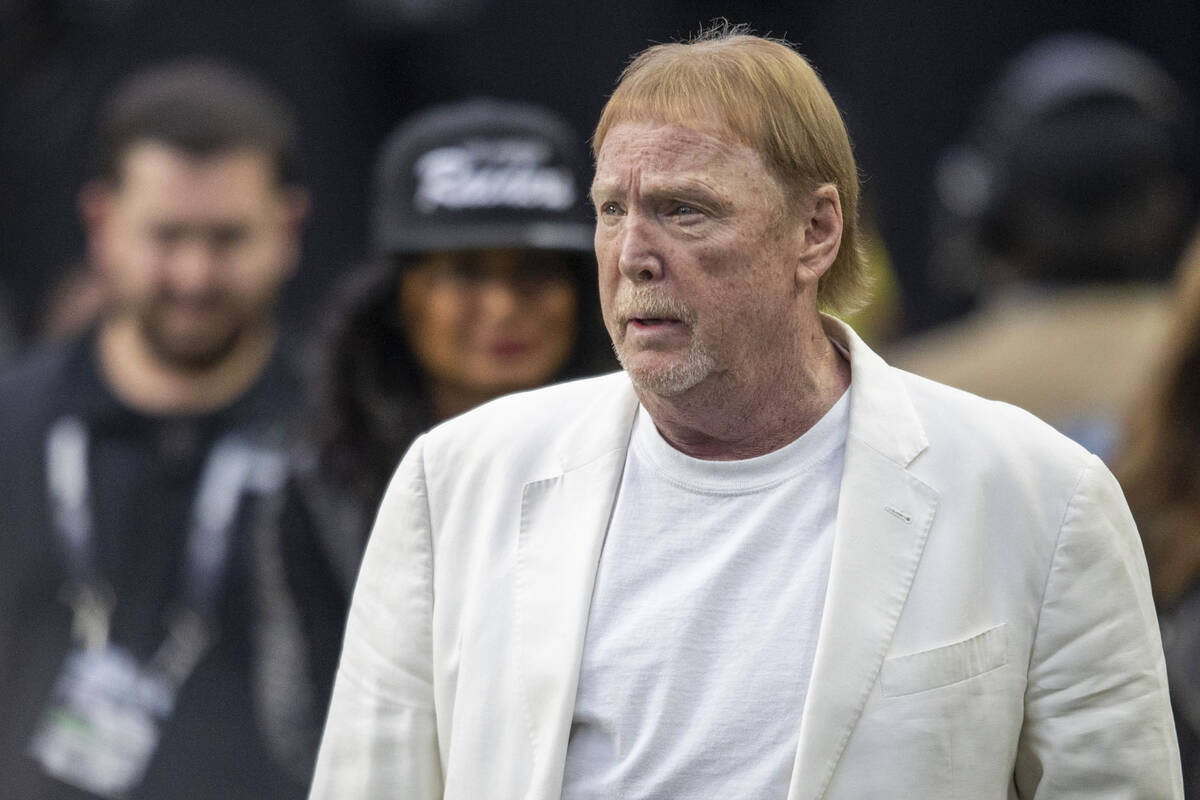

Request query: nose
[
  {"left": 616, "top": 214, "right": 663, "bottom": 283},
  {"left": 477, "top": 278, "right": 521, "bottom": 320},
  {"left": 167, "top": 239, "right": 222, "bottom": 294}
]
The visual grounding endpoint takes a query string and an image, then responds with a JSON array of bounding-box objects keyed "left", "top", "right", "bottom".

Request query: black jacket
[{"left": 0, "top": 332, "right": 307, "bottom": 800}]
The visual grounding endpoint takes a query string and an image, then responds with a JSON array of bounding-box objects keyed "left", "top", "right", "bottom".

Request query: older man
[{"left": 311, "top": 27, "right": 1180, "bottom": 799}]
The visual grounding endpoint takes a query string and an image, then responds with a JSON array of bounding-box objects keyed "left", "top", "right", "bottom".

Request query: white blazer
[{"left": 310, "top": 318, "right": 1182, "bottom": 799}]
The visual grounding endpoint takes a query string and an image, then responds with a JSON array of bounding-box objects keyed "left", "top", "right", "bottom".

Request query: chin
[
  {"left": 145, "top": 325, "right": 243, "bottom": 372},
  {"left": 481, "top": 371, "right": 559, "bottom": 399},
  {"left": 621, "top": 352, "right": 713, "bottom": 397},
  {"left": 481, "top": 353, "right": 566, "bottom": 388}
]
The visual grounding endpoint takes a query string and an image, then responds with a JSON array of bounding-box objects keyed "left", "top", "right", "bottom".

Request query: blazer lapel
[
  {"left": 786, "top": 319, "right": 940, "bottom": 800},
  {"left": 514, "top": 377, "right": 639, "bottom": 799}
]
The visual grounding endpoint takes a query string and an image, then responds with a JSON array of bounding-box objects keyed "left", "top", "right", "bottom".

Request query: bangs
[{"left": 593, "top": 47, "right": 766, "bottom": 159}]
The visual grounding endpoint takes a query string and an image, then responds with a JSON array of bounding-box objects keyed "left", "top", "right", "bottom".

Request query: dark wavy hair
[
  {"left": 312, "top": 252, "right": 614, "bottom": 507},
  {"left": 1116, "top": 226, "right": 1200, "bottom": 608}
]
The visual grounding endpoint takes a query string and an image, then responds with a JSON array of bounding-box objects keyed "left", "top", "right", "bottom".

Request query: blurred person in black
[
  {"left": 887, "top": 34, "right": 1197, "bottom": 460},
  {"left": 0, "top": 61, "right": 310, "bottom": 799},
  {"left": 1115, "top": 226, "right": 1200, "bottom": 795},
  {"left": 250, "top": 98, "right": 615, "bottom": 779}
]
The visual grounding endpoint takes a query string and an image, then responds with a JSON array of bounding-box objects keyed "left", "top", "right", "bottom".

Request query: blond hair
[{"left": 593, "top": 23, "right": 869, "bottom": 313}]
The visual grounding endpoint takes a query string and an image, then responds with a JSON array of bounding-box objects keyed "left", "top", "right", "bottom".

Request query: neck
[
  {"left": 638, "top": 322, "right": 850, "bottom": 461},
  {"left": 428, "top": 381, "right": 498, "bottom": 423},
  {"left": 97, "top": 315, "right": 277, "bottom": 415}
]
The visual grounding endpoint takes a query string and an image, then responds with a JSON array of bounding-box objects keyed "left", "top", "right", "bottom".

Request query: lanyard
[{"left": 44, "top": 415, "right": 280, "bottom": 686}]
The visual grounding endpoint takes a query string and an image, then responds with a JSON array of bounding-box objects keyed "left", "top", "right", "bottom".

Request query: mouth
[
  {"left": 629, "top": 316, "right": 682, "bottom": 329},
  {"left": 489, "top": 339, "right": 533, "bottom": 358},
  {"left": 160, "top": 292, "right": 228, "bottom": 315}
]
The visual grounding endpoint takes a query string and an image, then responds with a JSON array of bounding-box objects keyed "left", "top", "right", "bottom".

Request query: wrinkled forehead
[
  {"left": 595, "top": 101, "right": 756, "bottom": 161},
  {"left": 591, "top": 118, "right": 774, "bottom": 200},
  {"left": 594, "top": 100, "right": 802, "bottom": 202}
]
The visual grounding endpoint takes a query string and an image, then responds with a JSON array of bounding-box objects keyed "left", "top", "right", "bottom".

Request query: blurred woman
[{"left": 253, "top": 99, "right": 614, "bottom": 779}]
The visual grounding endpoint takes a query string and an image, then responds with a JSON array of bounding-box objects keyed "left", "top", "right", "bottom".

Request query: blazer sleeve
[
  {"left": 1014, "top": 455, "right": 1182, "bottom": 798},
  {"left": 308, "top": 436, "right": 443, "bottom": 799}
]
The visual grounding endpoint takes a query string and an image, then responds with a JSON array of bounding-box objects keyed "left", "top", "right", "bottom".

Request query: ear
[
  {"left": 280, "top": 186, "right": 311, "bottom": 231},
  {"left": 796, "top": 184, "right": 843, "bottom": 282},
  {"left": 78, "top": 180, "right": 116, "bottom": 275},
  {"left": 275, "top": 186, "right": 312, "bottom": 278},
  {"left": 78, "top": 180, "right": 113, "bottom": 232}
]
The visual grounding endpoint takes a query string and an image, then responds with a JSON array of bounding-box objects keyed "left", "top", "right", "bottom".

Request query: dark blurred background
[{"left": 3, "top": 0, "right": 1197, "bottom": 348}]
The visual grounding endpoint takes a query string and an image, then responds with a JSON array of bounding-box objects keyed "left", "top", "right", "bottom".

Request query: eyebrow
[
  {"left": 591, "top": 175, "right": 731, "bottom": 213},
  {"left": 588, "top": 171, "right": 627, "bottom": 203}
]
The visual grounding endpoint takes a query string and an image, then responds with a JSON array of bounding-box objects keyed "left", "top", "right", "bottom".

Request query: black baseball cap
[{"left": 372, "top": 98, "right": 595, "bottom": 257}]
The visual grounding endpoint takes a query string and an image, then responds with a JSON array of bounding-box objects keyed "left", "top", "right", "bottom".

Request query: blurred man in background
[
  {"left": 0, "top": 61, "right": 310, "bottom": 799},
  {"left": 888, "top": 34, "right": 1197, "bottom": 459}
]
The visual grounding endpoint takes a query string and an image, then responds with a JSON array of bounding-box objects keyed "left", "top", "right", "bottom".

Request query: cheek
[
  {"left": 535, "top": 288, "right": 579, "bottom": 370},
  {"left": 594, "top": 231, "right": 621, "bottom": 287},
  {"left": 401, "top": 282, "right": 473, "bottom": 364},
  {"left": 511, "top": 286, "right": 578, "bottom": 383},
  {"left": 423, "top": 292, "right": 474, "bottom": 345},
  {"left": 596, "top": 262, "right": 622, "bottom": 328},
  {"left": 231, "top": 231, "right": 294, "bottom": 295},
  {"left": 533, "top": 286, "right": 577, "bottom": 338},
  {"left": 102, "top": 237, "right": 160, "bottom": 297}
]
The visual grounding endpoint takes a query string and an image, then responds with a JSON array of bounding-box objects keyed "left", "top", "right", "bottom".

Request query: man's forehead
[
  {"left": 592, "top": 120, "right": 761, "bottom": 183},
  {"left": 116, "top": 141, "right": 275, "bottom": 186}
]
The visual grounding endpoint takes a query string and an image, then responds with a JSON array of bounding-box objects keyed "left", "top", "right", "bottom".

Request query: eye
[
  {"left": 209, "top": 224, "right": 250, "bottom": 250},
  {"left": 668, "top": 202, "right": 706, "bottom": 221},
  {"left": 598, "top": 201, "right": 622, "bottom": 216},
  {"left": 431, "top": 257, "right": 487, "bottom": 284},
  {"left": 150, "top": 223, "right": 186, "bottom": 247}
]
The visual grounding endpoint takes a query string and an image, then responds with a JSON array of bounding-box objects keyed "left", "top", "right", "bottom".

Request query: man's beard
[
  {"left": 137, "top": 297, "right": 250, "bottom": 372},
  {"left": 608, "top": 286, "right": 716, "bottom": 397}
]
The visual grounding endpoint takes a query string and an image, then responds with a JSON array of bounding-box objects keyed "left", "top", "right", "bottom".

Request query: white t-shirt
[{"left": 561, "top": 389, "right": 850, "bottom": 799}]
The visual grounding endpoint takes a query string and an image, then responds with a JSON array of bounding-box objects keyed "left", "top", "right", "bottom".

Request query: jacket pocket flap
[{"left": 881, "top": 623, "right": 1008, "bottom": 697}]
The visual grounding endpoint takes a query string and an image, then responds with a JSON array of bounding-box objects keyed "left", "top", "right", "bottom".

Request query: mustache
[
  {"left": 154, "top": 289, "right": 231, "bottom": 308},
  {"left": 613, "top": 286, "right": 695, "bottom": 324}
]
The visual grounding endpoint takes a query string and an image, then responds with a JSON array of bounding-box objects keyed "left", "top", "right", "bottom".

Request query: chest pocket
[{"left": 881, "top": 623, "right": 1008, "bottom": 697}]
